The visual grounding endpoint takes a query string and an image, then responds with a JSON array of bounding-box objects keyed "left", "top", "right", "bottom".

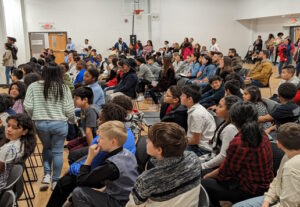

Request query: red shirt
[
  {"left": 218, "top": 133, "right": 274, "bottom": 195},
  {"left": 294, "top": 89, "right": 300, "bottom": 105}
]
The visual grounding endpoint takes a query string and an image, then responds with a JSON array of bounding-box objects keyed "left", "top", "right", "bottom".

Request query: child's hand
[{"left": 87, "top": 144, "right": 101, "bottom": 160}]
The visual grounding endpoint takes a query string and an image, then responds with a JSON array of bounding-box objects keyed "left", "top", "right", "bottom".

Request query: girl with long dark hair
[
  {"left": 24, "top": 64, "right": 75, "bottom": 191},
  {"left": 202, "top": 102, "right": 274, "bottom": 206}
]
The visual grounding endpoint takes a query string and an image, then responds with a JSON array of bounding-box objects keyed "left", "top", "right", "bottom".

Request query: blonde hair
[{"left": 99, "top": 121, "right": 127, "bottom": 146}]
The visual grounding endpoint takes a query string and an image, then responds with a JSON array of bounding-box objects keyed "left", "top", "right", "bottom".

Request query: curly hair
[
  {"left": 7, "top": 114, "right": 36, "bottom": 161},
  {"left": 8, "top": 81, "right": 27, "bottom": 101}
]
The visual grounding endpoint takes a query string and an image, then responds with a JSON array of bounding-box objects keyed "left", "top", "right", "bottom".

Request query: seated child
[
  {"left": 1, "top": 94, "right": 16, "bottom": 115},
  {"left": 8, "top": 81, "right": 27, "bottom": 114},
  {"left": 73, "top": 60, "right": 86, "bottom": 88},
  {"left": 259, "top": 82, "right": 300, "bottom": 136},
  {"left": 67, "top": 87, "right": 99, "bottom": 151},
  {"left": 48, "top": 103, "right": 136, "bottom": 207},
  {"left": 10, "top": 69, "right": 23, "bottom": 82},
  {"left": 233, "top": 122, "right": 300, "bottom": 207},
  {"left": 71, "top": 121, "right": 138, "bottom": 207},
  {"left": 200, "top": 96, "right": 240, "bottom": 172},
  {"left": 181, "top": 85, "right": 216, "bottom": 156},
  {"left": 59, "top": 63, "right": 74, "bottom": 92},
  {"left": 243, "top": 85, "right": 272, "bottom": 130},
  {"left": 224, "top": 79, "right": 243, "bottom": 99},
  {"left": 0, "top": 114, "right": 36, "bottom": 193},
  {"left": 199, "top": 75, "right": 225, "bottom": 108},
  {"left": 160, "top": 85, "right": 188, "bottom": 131},
  {"left": 111, "top": 95, "right": 144, "bottom": 140},
  {"left": 270, "top": 65, "right": 299, "bottom": 102},
  {"left": 126, "top": 122, "right": 202, "bottom": 207},
  {"left": 202, "top": 102, "right": 274, "bottom": 206}
]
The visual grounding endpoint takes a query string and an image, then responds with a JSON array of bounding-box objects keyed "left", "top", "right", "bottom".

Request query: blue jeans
[
  {"left": 35, "top": 120, "right": 68, "bottom": 181},
  {"left": 278, "top": 61, "right": 285, "bottom": 75},
  {"left": 233, "top": 196, "right": 264, "bottom": 207},
  {"left": 5, "top": 66, "right": 11, "bottom": 85},
  {"left": 186, "top": 145, "right": 211, "bottom": 156},
  {"left": 251, "top": 80, "right": 265, "bottom": 87}
]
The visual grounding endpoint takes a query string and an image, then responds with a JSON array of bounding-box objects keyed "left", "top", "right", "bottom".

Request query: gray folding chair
[
  {"left": 198, "top": 184, "right": 210, "bottom": 207},
  {"left": 0, "top": 190, "right": 15, "bottom": 207}
]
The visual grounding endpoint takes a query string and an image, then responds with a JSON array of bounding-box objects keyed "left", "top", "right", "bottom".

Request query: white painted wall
[
  {"left": 24, "top": 0, "right": 150, "bottom": 57},
  {"left": 235, "top": 0, "right": 300, "bottom": 20},
  {"left": 154, "top": 0, "right": 251, "bottom": 56}
]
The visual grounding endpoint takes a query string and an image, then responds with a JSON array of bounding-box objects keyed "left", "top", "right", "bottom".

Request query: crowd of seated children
[
  {"left": 110, "top": 95, "right": 144, "bottom": 140},
  {"left": 243, "top": 85, "right": 272, "bottom": 130},
  {"left": 200, "top": 95, "right": 240, "bottom": 173},
  {"left": 48, "top": 103, "right": 136, "bottom": 206},
  {"left": 270, "top": 64, "right": 299, "bottom": 102},
  {"left": 181, "top": 84, "right": 216, "bottom": 156},
  {"left": 126, "top": 122, "right": 202, "bottom": 206},
  {"left": 149, "top": 56, "right": 177, "bottom": 104},
  {"left": 0, "top": 114, "right": 36, "bottom": 194},
  {"left": 160, "top": 85, "right": 188, "bottom": 131},
  {"left": 233, "top": 122, "right": 300, "bottom": 207},
  {"left": 259, "top": 82, "right": 300, "bottom": 137},
  {"left": 202, "top": 102, "right": 274, "bottom": 206},
  {"left": 199, "top": 75, "right": 225, "bottom": 109},
  {"left": 67, "top": 87, "right": 100, "bottom": 152},
  {"left": 244, "top": 50, "right": 273, "bottom": 88},
  {"left": 8, "top": 81, "right": 26, "bottom": 114},
  {"left": 71, "top": 121, "right": 138, "bottom": 207}
]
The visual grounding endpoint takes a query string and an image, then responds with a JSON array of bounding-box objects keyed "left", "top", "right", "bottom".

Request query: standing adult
[
  {"left": 265, "top": 33, "right": 275, "bottom": 60},
  {"left": 210, "top": 38, "right": 220, "bottom": 52},
  {"left": 273, "top": 32, "right": 284, "bottom": 65},
  {"left": 253, "top": 35, "right": 263, "bottom": 52},
  {"left": 114, "top": 37, "right": 129, "bottom": 54},
  {"left": 66, "top": 37, "right": 76, "bottom": 51},
  {"left": 24, "top": 64, "right": 75, "bottom": 191},
  {"left": 7, "top": 36, "right": 18, "bottom": 67},
  {"left": 83, "top": 39, "right": 89, "bottom": 49},
  {"left": 2, "top": 43, "right": 13, "bottom": 85}
]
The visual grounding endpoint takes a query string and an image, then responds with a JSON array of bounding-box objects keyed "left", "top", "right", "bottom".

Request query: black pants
[
  {"left": 72, "top": 187, "right": 127, "bottom": 207},
  {"left": 47, "top": 173, "right": 77, "bottom": 207},
  {"left": 201, "top": 178, "right": 255, "bottom": 207},
  {"left": 137, "top": 79, "right": 151, "bottom": 93},
  {"left": 274, "top": 47, "right": 279, "bottom": 64},
  {"left": 149, "top": 87, "right": 162, "bottom": 104}
]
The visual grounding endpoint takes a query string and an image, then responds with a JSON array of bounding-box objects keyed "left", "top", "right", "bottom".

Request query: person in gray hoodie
[{"left": 136, "top": 56, "right": 155, "bottom": 95}]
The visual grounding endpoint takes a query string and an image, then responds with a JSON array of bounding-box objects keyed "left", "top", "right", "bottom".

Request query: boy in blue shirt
[{"left": 74, "top": 60, "right": 86, "bottom": 87}]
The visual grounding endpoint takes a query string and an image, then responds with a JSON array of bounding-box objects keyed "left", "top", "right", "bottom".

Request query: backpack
[{"left": 11, "top": 46, "right": 18, "bottom": 60}]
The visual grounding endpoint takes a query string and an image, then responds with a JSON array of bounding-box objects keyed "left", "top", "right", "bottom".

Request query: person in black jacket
[
  {"left": 199, "top": 76, "right": 225, "bottom": 108},
  {"left": 160, "top": 85, "right": 188, "bottom": 131},
  {"left": 107, "top": 58, "right": 138, "bottom": 100}
]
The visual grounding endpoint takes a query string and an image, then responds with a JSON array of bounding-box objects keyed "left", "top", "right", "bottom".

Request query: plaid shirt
[{"left": 218, "top": 133, "right": 274, "bottom": 195}]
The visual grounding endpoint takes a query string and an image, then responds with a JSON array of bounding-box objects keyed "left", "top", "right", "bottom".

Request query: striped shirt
[{"left": 24, "top": 81, "right": 75, "bottom": 123}]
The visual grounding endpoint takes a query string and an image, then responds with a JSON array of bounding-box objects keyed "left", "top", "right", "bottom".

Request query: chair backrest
[
  {"left": 0, "top": 190, "right": 15, "bottom": 207},
  {"left": 262, "top": 98, "right": 278, "bottom": 113},
  {"left": 135, "top": 136, "right": 150, "bottom": 174},
  {"left": 266, "top": 72, "right": 273, "bottom": 87},
  {"left": 4, "top": 164, "right": 23, "bottom": 191},
  {"left": 198, "top": 184, "right": 210, "bottom": 207},
  {"left": 270, "top": 141, "right": 284, "bottom": 176}
]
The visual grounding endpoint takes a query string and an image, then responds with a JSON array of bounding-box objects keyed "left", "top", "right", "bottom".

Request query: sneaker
[
  {"left": 40, "top": 174, "right": 51, "bottom": 191},
  {"left": 137, "top": 95, "right": 145, "bottom": 102},
  {"left": 51, "top": 181, "right": 57, "bottom": 191}
]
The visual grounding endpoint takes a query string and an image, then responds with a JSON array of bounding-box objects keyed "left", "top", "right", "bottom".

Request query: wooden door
[
  {"left": 48, "top": 32, "right": 67, "bottom": 64},
  {"left": 295, "top": 27, "right": 300, "bottom": 44}
]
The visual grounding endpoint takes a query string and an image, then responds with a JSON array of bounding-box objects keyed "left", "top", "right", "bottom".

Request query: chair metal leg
[
  {"left": 26, "top": 157, "right": 38, "bottom": 182},
  {"left": 33, "top": 143, "right": 43, "bottom": 167},
  {"left": 19, "top": 174, "right": 34, "bottom": 207},
  {"left": 22, "top": 164, "right": 36, "bottom": 200}
]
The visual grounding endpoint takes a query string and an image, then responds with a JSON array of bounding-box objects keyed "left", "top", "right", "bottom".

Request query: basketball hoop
[{"left": 134, "top": 9, "right": 144, "bottom": 15}]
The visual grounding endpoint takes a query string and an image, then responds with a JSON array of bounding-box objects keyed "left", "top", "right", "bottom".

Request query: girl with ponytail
[
  {"left": 202, "top": 102, "right": 274, "bottom": 206},
  {"left": 200, "top": 95, "right": 240, "bottom": 172}
]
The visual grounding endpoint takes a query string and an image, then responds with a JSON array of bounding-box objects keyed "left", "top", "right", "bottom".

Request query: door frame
[{"left": 28, "top": 31, "right": 68, "bottom": 58}]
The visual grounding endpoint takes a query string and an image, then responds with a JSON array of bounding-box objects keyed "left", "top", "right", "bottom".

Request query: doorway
[{"left": 29, "top": 32, "right": 67, "bottom": 64}]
